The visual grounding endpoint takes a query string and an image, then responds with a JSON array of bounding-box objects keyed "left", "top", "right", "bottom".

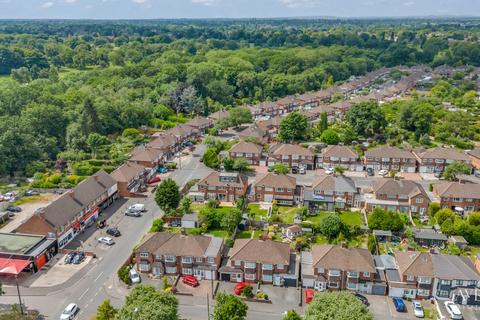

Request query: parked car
[
  {"left": 60, "top": 303, "right": 79, "bottom": 320},
  {"left": 157, "top": 167, "right": 168, "bottom": 174},
  {"left": 147, "top": 176, "right": 161, "bottom": 184},
  {"left": 291, "top": 166, "right": 299, "bottom": 174},
  {"left": 64, "top": 252, "right": 76, "bottom": 264},
  {"left": 305, "top": 289, "right": 315, "bottom": 304},
  {"left": 129, "top": 268, "right": 141, "bottom": 284},
  {"left": 106, "top": 227, "right": 121, "bottom": 237},
  {"left": 412, "top": 301, "right": 424, "bottom": 318},
  {"left": 379, "top": 169, "right": 389, "bottom": 176},
  {"left": 72, "top": 252, "right": 85, "bottom": 264},
  {"left": 434, "top": 171, "right": 442, "bottom": 178},
  {"left": 128, "top": 203, "right": 146, "bottom": 212},
  {"left": 444, "top": 301, "right": 463, "bottom": 319},
  {"left": 6, "top": 205, "right": 22, "bottom": 212},
  {"left": 325, "top": 167, "right": 334, "bottom": 175},
  {"left": 182, "top": 275, "right": 199, "bottom": 287},
  {"left": 234, "top": 282, "right": 249, "bottom": 295},
  {"left": 25, "top": 189, "right": 40, "bottom": 196},
  {"left": 3, "top": 192, "right": 15, "bottom": 201},
  {"left": 392, "top": 297, "right": 406, "bottom": 312},
  {"left": 366, "top": 167, "right": 374, "bottom": 176},
  {"left": 299, "top": 166, "right": 306, "bottom": 174},
  {"left": 352, "top": 293, "right": 369, "bottom": 306},
  {"left": 125, "top": 209, "right": 142, "bottom": 217},
  {"left": 98, "top": 237, "right": 115, "bottom": 246}
]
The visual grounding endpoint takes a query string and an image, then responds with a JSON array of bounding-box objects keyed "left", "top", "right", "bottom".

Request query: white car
[
  {"left": 378, "top": 169, "right": 389, "bottom": 176},
  {"left": 444, "top": 301, "right": 463, "bottom": 320},
  {"left": 412, "top": 301, "right": 424, "bottom": 318},
  {"left": 325, "top": 167, "right": 334, "bottom": 175},
  {"left": 98, "top": 236, "right": 115, "bottom": 246},
  {"left": 128, "top": 203, "right": 146, "bottom": 212},
  {"left": 60, "top": 303, "right": 78, "bottom": 320},
  {"left": 129, "top": 268, "right": 141, "bottom": 284}
]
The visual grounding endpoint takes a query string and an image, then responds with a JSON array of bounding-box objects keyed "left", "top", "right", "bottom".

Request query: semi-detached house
[
  {"left": 317, "top": 145, "right": 363, "bottom": 171},
  {"left": 135, "top": 232, "right": 224, "bottom": 280},
  {"left": 197, "top": 171, "right": 249, "bottom": 202},
  {"left": 253, "top": 173, "right": 298, "bottom": 205},
  {"left": 433, "top": 181, "right": 480, "bottom": 215},
  {"left": 365, "top": 147, "right": 417, "bottom": 173},
  {"left": 228, "top": 141, "right": 263, "bottom": 166},
  {"left": 268, "top": 143, "right": 315, "bottom": 170},
  {"left": 414, "top": 147, "right": 471, "bottom": 173}
]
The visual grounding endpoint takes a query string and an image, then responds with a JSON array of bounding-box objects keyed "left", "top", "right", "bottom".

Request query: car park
[
  {"left": 125, "top": 208, "right": 142, "bottom": 217},
  {"left": 60, "top": 303, "right": 79, "bottom": 320},
  {"left": 106, "top": 227, "right": 121, "bottom": 237},
  {"left": 147, "top": 176, "right": 161, "bottom": 184},
  {"left": 234, "top": 282, "right": 249, "bottom": 295},
  {"left": 182, "top": 275, "right": 199, "bottom": 287},
  {"left": 444, "top": 301, "right": 463, "bottom": 319},
  {"left": 412, "top": 301, "right": 424, "bottom": 318},
  {"left": 352, "top": 293, "right": 369, "bottom": 306},
  {"left": 98, "top": 237, "right": 115, "bottom": 246},
  {"left": 305, "top": 289, "right": 315, "bottom": 304},
  {"left": 392, "top": 297, "right": 406, "bottom": 312},
  {"left": 6, "top": 205, "right": 22, "bottom": 212},
  {"left": 379, "top": 169, "right": 389, "bottom": 176},
  {"left": 129, "top": 268, "right": 141, "bottom": 284}
]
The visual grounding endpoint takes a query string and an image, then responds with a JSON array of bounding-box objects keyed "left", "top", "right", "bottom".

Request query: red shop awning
[{"left": 0, "top": 258, "right": 31, "bottom": 275}]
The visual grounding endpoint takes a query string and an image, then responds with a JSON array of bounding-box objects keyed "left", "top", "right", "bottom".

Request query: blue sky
[{"left": 1, "top": 0, "right": 478, "bottom": 19}]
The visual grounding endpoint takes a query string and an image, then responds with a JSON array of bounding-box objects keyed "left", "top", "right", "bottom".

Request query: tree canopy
[
  {"left": 155, "top": 178, "right": 181, "bottom": 214},
  {"left": 304, "top": 292, "right": 373, "bottom": 320},
  {"left": 278, "top": 112, "right": 309, "bottom": 142},
  {"left": 212, "top": 292, "right": 248, "bottom": 320}
]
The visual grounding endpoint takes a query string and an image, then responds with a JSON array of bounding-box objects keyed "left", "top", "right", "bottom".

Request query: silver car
[{"left": 412, "top": 301, "right": 424, "bottom": 318}]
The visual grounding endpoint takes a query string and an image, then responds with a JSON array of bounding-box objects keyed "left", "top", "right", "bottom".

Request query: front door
[{"left": 193, "top": 269, "right": 204, "bottom": 279}]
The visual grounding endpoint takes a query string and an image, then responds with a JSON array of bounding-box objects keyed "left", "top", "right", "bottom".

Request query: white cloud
[
  {"left": 64, "top": 0, "right": 77, "bottom": 3},
  {"left": 131, "top": 0, "right": 148, "bottom": 3},
  {"left": 41, "top": 1, "right": 54, "bottom": 8},
  {"left": 191, "top": 0, "right": 222, "bottom": 6},
  {"left": 403, "top": 1, "right": 415, "bottom": 6},
  {"left": 279, "top": 0, "right": 321, "bottom": 9}
]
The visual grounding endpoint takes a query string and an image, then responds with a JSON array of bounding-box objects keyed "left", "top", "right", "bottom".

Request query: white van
[
  {"left": 60, "top": 303, "right": 78, "bottom": 320},
  {"left": 129, "top": 268, "right": 141, "bottom": 284},
  {"left": 128, "top": 203, "right": 146, "bottom": 212}
]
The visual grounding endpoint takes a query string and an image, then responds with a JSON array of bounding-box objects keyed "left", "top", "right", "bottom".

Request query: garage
[
  {"left": 220, "top": 273, "right": 230, "bottom": 281},
  {"left": 388, "top": 287, "right": 405, "bottom": 298},
  {"left": 283, "top": 277, "right": 297, "bottom": 287}
]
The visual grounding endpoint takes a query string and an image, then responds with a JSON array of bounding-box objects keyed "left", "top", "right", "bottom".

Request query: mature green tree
[
  {"left": 278, "top": 112, "right": 309, "bottom": 142},
  {"left": 220, "top": 208, "right": 242, "bottom": 232},
  {"left": 202, "top": 148, "right": 221, "bottom": 169},
  {"left": 155, "top": 178, "right": 181, "bottom": 214},
  {"left": 468, "top": 212, "right": 480, "bottom": 227},
  {"left": 283, "top": 310, "right": 302, "bottom": 320},
  {"left": 345, "top": 101, "right": 386, "bottom": 137},
  {"left": 96, "top": 299, "right": 117, "bottom": 320},
  {"left": 443, "top": 161, "right": 471, "bottom": 181},
  {"left": 150, "top": 218, "right": 164, "bottom": 232},
  {"left": 271, "top": 163, "right": 290, "bottom": 174},
  {"left": 304, "top": 292, "right": 373, "bottom": 320},
  {"left": 179, "top": 196, "right": 192, "bottom": 214},
  {"left": 429, "top": 202, "right": 442, "bottom": 217},
  {"left": 232, "top": 158, "right": 250, "bottom": 172},
  {"left": 117, "top": 284, "right": 178, "bottom": 320},
  {"left": 434, "top": 208, "right": 456, "bottom": 226},
  {"left": 228, "top": 107, "right": 252, "bottom": 127},
  {"left": 320, "top": 128, "right": 340, "bottom": 145},
  {"left": 86, "top": 133, "right": 110, "bottom": 158},
  {"left": 213, "top": 292, "right": 248, "bottom": 320},
  {"left": 319, "top": 112, "right": 328, "bottom": 133},
  {"left": 319, "top": 215, "right": 343, "bottom": 240},
  {"left": 367, "top": 208, "right": 404, "bottom": 232}
]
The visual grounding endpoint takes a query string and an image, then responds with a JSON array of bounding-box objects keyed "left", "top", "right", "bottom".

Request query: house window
[
  {"left": 139, "top": 252, "right": 149, "bottom": 258},
  {"left": 182, "top": 257, "right": 192, "bottom": 264},
  {"left": 441, "top": 279, "right": 451, "bottom": 285},
  {"left": 245, "top": 262, "right": 256, "bottom": 269},
  {"left": 328, "top": 270, "right": 340, "bottom": 276},
  {"left": 437, "top": 290, "right": 449, "bottom": 298},
  {"left": 245, "top": 273, "right": 256, "bottom": 280},
  {"left": 276, "top": 188, "right": 284, "bottom": 192},
  {"left": 165, "top": 267, "right": 177, "bottom": 274},
  {"left": 262, "top": 274, "right": 273, "bottom": 282},
  {"left": 465, "top": 198, "right": 473, "bottom": 202},
  {"left": 165, "top": 255, "right": 176, "bottom": 262},
  {"left": 418, "top": 277, "right": 431, "bottom": 284},
  {"left": 277, "top": 264, "right": 284, "bottom": 269},
  {"left": 347, "top": 272, "right": 359, "bottom": 278},
  {"left": 453, "top": 197, "right": 461, "bottom": 202},
  {"left": 363, "top": 272, "right": 370, "bottom": 277},
  {"left": 139, "top": 263, "right": 149, "bottom": 272},
  {"left": 262, "top": 263, "right": 273, "bottom": 270},
  {"left": 182, "top": 268, "right": 193, "bottom": 275},
  {"left": 416, "top": 198, "right": 423, "bottom": 204},
  {"left": 347, "top": 282, "right": 357, "bottom": 290},
  {"left": 208, "top": 257, "right": 215, "bottom": 264},
  {"left": 195, "top": 257, "right": 203, "bottom": 263},
  {"left": 406, "top": 275, "right": 414, "bottom": 281},
  {"left": 328, "top": 282, "right": 339, "bottom": 288},
  {"left": 234, "top": 260, "right": 241, "bottom": 267},
  {"left": 455, "top": 280, "right": 464, "bottom": 286},
  {"left": 317, "top": 268, "right": 325, "bottom": 273},
  {"left": 417, "top": 289, "right": 430, "bottom": 296}
]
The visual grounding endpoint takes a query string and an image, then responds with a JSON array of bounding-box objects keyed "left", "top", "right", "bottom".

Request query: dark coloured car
[
  {"left": 25, "top": 189, "right": 40, "bottom": 196},
  {"left": 366, "top": 167, "right": 374, "bottom": 176},
  {"left": 106, "top": 227, "right": 121, "bottom": 237},
  {"left": 7, "top": 206, "right": 22, "bottom": 212},
  {"left": 353, "top": 293, "right": 369, "bottom": 306},
  {"left": 72, "top": 252, "right": 85, "bottom": 264},
  {"left": 393, "top": 297, "right": 406, "bottom": 312},
  {"left": 64, "top": 252, "right": 76, "bottom": 264}
]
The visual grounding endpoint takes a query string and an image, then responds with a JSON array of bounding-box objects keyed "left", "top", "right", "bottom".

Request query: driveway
[{"left": 368, "top": 295, "right": 418, "bottom": 320}]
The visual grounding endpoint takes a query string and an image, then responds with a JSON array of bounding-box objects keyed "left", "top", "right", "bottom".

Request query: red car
[
  {"left": 234, "top": 282, "right": 250, "bottom": 295},
  {"left": 305, "top": 289, "right": 315, "bottom": 304},
  {"left": 147, "top": 176, "right": 161, "bottom": 184},
  {"left": 182, "top": 275, "right": 199, "bottom": 287}
]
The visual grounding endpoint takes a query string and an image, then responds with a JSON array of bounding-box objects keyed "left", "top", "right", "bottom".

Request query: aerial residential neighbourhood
[{"left": 2, "top": 2, "right": 480, "bottom": 320}]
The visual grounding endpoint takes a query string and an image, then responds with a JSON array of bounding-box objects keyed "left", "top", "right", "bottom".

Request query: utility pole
[
  {"left": 15, "top": 275, "right": 24, "bottom": 316},
  {"left": 206, "top": 295, "right": 210, "bottom": 320}
]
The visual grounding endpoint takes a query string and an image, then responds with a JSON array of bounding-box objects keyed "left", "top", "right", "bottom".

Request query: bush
[
  {"left": 150, "top": 219, "right": 164, "bottom": 232},
  {"left": 24, "top": 161, "right": 47, "bottom": 177},
  {"left": 118, "top": 265, "right": 130, "bottom": 284},
  {"left": 242, "top": 286, "right": 253, "bottom": 298}
]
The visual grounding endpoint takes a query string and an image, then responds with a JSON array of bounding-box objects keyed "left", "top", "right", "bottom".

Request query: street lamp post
[{"left": 15, "top": 275, "right": 24, "bottom": 316}]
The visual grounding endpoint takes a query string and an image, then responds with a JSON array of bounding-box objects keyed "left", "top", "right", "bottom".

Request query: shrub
[
  {"left": 150, "top": 219, "right": 164, "bottom": 232},
  {"left": 242, "top": 286, "right": 253, "bottom": 298},
  {"left": 118, "top": 265, "right": 130, "bottom": 284}
]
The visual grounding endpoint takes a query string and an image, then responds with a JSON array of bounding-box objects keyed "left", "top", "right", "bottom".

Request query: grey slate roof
[{"left": 432, "top": 255, "right": 480, "bottom": 281}]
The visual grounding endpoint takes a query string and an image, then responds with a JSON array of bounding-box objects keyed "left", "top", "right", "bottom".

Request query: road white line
[
  {"left": 94, "top": 271, "right": 104, "bottom": 282},
  {"left": 79, "top": 288, "right": 90, "bottom": 300}
]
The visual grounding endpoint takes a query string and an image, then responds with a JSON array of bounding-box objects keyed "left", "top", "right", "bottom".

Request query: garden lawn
[
  {"left": 307, "top": 211, "right": 363, "bottom": 227},
  {"left": 207, "top": 229, "right": 230, "bottom": 238},
  {"left": 246, "top": 204, "right": 268, "bottom": 221},
  {"left": 278, "top": 206, "right": 297, "bottom": 224},
  {"left": 236, "top": 230, "right": 252, "bottom": 239}
]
